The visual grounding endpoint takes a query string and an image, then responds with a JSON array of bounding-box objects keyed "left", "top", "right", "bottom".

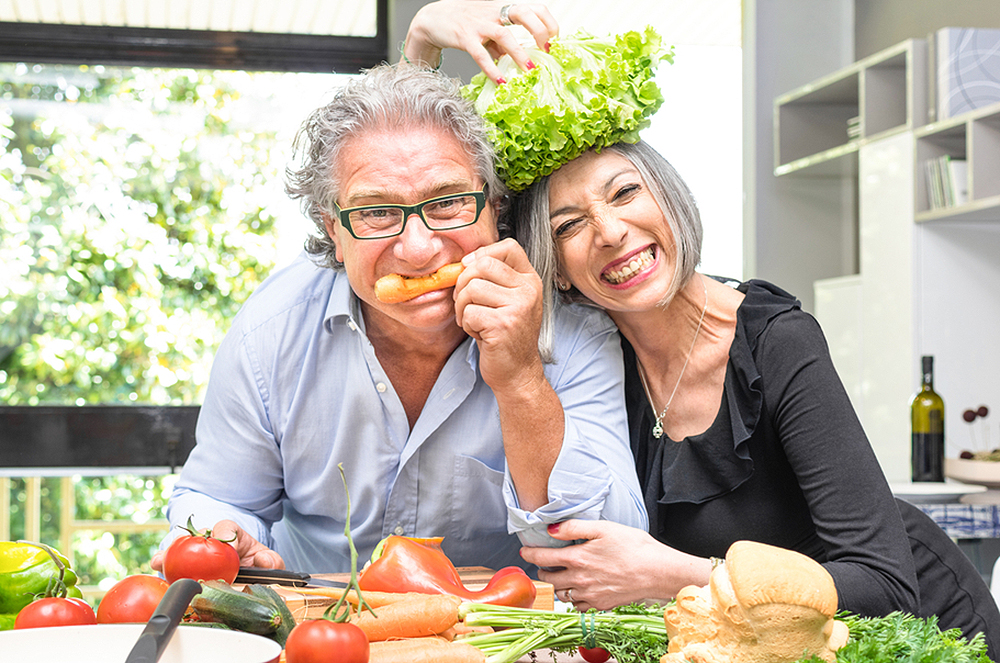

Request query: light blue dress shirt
[{"left": 168, "top": 253, "right": 646, "bottom": 573}]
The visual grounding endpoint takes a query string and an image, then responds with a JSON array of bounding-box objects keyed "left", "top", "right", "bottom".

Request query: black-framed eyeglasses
[{"left": 335, "top": 185, "right": 488, "bottom": 240}]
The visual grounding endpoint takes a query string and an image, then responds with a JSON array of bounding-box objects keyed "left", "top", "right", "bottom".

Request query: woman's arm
[
  {"left": 520, "top": 519, "right": 712, "bottom": 611},
  {"left": 759, "top": 311, "right": 919, "bottom": 616}
]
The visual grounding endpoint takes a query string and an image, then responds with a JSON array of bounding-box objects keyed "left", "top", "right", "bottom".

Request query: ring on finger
[
  {"left": 565, "top": 588, "right": 573, "bottom": 603},
  {"left": 499, "top": 4, "right": 515, "bottom": 26}
]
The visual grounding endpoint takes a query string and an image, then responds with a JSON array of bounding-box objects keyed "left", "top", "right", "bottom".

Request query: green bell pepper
[{"left": 0, "top": 541, "right": 82, "bottom": 629}]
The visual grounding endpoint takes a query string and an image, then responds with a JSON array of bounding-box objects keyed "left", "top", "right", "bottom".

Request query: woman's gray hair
[
  {"left": 509, "top": 140, "right": 703, "bottom": 359},
  {"left": 286, "top": 63, "right": 509, "bottom": 269}
]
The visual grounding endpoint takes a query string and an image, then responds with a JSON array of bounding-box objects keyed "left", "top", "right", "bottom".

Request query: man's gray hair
[
  {"left": 508, "top": 140, "right": 703, "bottom": 359},
  {"left": 286, "top": 63, "right": 508, "bottom": 269}
]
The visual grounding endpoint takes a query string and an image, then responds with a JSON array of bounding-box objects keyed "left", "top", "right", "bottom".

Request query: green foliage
[
  {"left": 836, "top": 611, "right": 990, "bottom": 663},
  {"left": 1, "top": 62, "right": 304, "bottom": 582},
  {"left": 0, "top": 63, "right": 282, "bottom": 405}
]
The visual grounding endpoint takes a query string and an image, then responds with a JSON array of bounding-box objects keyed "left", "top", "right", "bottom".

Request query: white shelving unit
[
  {"left": 775, "top": 39, "right": 1000, "bottom": 482},
  {"left": 774, "top": 39, "right": 927, "bottom": 177},
  {"left": 915, "top": 101, "right": 1000, "bottom": 223}
]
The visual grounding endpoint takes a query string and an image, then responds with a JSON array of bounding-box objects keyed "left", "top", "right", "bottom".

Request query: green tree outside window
[{"left": 1, "top": 63, "right": 336, "bottom": 583}]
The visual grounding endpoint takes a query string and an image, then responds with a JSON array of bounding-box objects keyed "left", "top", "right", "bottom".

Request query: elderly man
[{"left": 152, "top": 63, "right": 645, "bottom": 574}]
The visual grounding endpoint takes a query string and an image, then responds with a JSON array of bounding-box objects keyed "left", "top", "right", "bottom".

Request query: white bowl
[
  {"left": 0, "top": 623, "right": 281, "bottom": 663},
  {"left": 945, "top": 457, "right": 1000, "bottom": 489}
]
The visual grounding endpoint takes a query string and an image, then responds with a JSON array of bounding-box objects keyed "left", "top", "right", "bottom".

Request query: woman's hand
[
  {"left": 151, "top": 519, "right": 285, "bottom": 572},
  {"left": 404, "top": 0, "right": 559, "bottom": 83},
  {"left": 520, "top": 520, "right": 713, "bottom": 611}
]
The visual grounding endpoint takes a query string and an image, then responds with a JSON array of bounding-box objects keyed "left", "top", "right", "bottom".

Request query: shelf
[
  {"left": 914, "top": 195, "right": 1000, "bottom": 223},
  {"left": 773, "top": 142, "right": 858, "bottom": 177},
  {"left": 914, "top": 100, "right": 1000, "bottom": 220},
  {"left": 774, "top": 39, "right": 926, "bottom": 177}
]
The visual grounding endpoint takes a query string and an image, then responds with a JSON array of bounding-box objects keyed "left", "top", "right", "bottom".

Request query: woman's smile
[{"left": 602, "top": 244, "right": 657, "bottom": 286}]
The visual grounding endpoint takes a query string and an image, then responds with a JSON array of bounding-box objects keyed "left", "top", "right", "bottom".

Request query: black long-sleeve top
[{"left": 625, "top": 279, "right": 1000, "bottom": 654}]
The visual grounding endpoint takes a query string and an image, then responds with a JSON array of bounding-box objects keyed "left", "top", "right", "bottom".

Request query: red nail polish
[
  {"left": 544, "top": 42, "right": 551, "bottom": 53},
  {"left": 527, "top": 60, "right": 536, "bottom": 70},
  {"left": 496, "top": 77, "right": 507, "bottom": 85},
  {"left": 547, "top": 522, "right": 561, "bottom": 534}
]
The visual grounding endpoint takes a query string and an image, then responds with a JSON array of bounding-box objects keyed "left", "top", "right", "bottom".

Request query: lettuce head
[{"left": 461, "top": 26, "right": 673, "bottom": 191}]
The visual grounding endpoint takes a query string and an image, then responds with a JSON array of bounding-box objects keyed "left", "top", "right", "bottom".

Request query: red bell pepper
[{"left": 358, "top": 536, "right": 537, "bottom": 608}]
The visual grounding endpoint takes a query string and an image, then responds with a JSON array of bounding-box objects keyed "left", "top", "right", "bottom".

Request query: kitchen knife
[{"left": 235, "top": 567, "right": 349, "bottom": 589}]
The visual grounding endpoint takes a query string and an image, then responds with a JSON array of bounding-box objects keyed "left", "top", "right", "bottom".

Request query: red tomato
[
  {"left": 14, "top": 596, "right": 97, "bottom": 629},
  {"left": 285, "top": 619, "right": 370, "bottom": 663},
  {"left": 578, "top": 645, "right": 612, "bottom": 663},
  {"left": 162, "top": 526, "right": 240, "bottom": 584},
  {"left": 96, "top": 574, "right": 169, "bottom": 623}
]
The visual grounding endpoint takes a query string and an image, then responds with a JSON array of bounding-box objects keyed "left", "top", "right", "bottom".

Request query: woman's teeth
[{"left": 603, "top": 248, "right": 654, "bottom": 285}]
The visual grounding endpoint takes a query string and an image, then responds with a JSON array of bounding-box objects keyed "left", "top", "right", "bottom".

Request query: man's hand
[
  {"left": 454, "top": 238, "right": 545, "bottom": 394},
  {"left": 151, "top": 519, "right": 285, "bottom": 572}
]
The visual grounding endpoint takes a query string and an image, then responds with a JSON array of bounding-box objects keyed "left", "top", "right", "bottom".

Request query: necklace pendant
[{"left": 652, "top": 420, "right": 664, "bottom": 439}]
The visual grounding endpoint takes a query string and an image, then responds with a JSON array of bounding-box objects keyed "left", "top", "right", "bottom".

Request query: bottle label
[{"left": 912, "top": 432, "right": 945, "bottom": 482}]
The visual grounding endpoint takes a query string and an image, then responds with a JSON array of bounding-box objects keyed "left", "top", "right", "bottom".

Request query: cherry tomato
[
  {"left": 578, "top": 645, "right": 612, "bottom": 663},
  {"left": 14, "top": 596, "right": 97, "bottom": 629},
  {"left": 96, "top": 574, "right": 169, "bottom": 623},
  {"left": 285, "top": 619, "right": 370, "bottom": 663},
  {"left": 162, "top": 519, "right": 240, "bottom": 584}
]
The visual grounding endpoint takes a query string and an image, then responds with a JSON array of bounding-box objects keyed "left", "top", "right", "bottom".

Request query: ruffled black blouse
[
  {"left": 622, "top": 279, "right": 999, "bottom": 654},
  {"left": 624, "top": 280, "right": 912, "bottom": 608}
]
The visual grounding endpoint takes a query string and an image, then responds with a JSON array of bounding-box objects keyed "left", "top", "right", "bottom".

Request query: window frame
[
  {"left": 0, "top": 5, "right": 388, "bottom": 469},
  {"left": 0, "top": 0, "right": 388, "bottom": 72}
]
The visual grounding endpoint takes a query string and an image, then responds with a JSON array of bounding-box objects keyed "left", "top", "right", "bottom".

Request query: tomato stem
[{"left": 178, "top": 514, "right": 237, "bottom": 543}]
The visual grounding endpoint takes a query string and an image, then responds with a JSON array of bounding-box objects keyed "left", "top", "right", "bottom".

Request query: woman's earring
[{"left": 555, "top": 278, "right": 571, "bottom": 292}]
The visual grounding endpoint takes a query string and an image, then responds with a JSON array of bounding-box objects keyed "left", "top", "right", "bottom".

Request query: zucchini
[
  {"left": 242, "top": 583, "right": 297, "bottom": 647},
  {"left": 190, "top": 580, "right": 282, "bottom": 635}
]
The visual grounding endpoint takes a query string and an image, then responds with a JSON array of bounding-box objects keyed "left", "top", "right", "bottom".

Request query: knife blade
[{"left": 235, "top": 567, "right": 349, "bottom": 589}]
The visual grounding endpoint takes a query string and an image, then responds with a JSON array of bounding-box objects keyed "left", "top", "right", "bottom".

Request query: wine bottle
[{"left": 911, "top": 355, "right": 945, "bottom": 482}]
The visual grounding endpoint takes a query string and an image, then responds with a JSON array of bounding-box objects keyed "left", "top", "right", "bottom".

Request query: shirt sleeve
[
  {"left": 165, "top": 322, "right": 284, "bottom": 551},
  {"left": 506, "top": 305, "right": 648, "bottom": 547},
  {"left": 758, "top": 310, "right": 919, "bottom": 616}
]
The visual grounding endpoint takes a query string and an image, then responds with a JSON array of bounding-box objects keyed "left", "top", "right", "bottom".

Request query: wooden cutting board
[{"left": 261, "top": 566, "right": 553, "bottom": 621}]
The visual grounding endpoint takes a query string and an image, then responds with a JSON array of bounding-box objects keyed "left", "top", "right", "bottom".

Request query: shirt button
[
  {"left": 376, "top": 382, "right": 387, "bottom": 393},
  {"left": 347, "top": 319, "right": 358, "bottom": 331},
  {"left": 393, "top": 525, "right": 404, "bottom": 535}
]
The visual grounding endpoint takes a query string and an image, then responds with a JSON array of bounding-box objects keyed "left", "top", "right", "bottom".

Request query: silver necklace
[{"left": 637, "top": 276, "right": 709, "bottom": 440}]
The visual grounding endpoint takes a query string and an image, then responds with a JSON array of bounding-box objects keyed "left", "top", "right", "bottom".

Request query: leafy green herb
[
  {"left": 457, "top": 602, "right": 668, "bottom": 663},
  {"left": 456, "top": 602, "right": 991, "bottom": 663},
  {"left": 461, "top": 27, "right": 673, "bottom": 191},
  {"left": 834, "top": 612, "right": 990, "bottom": 663}
]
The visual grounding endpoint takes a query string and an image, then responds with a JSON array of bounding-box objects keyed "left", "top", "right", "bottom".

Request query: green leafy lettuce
[{"left": 461, "top": 26, "right": 673, "bottom": 191}]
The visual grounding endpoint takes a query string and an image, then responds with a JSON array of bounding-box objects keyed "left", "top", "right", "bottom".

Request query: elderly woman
[{"left": 404, "top": 1, "right": 1000, "bottom": 655}]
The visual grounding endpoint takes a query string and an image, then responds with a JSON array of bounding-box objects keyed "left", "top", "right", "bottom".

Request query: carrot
[
  {"left": 290, "top": 586, "right": 432, "bottom": 607},
  {"left": 440, "top": 622, "right": 496, "bottom": 641},
  {"left": 351, "top": 593, "right": 462, "bottom": 641},
  {"left": 374, "top": 262, "right": 464, "bottom": 303},
  {"left": 368, "top": 637, "right": 485, "bottom": 663}
]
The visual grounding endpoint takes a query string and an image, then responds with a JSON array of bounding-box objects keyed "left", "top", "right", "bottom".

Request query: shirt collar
[{"left": 323, "top": 270, "right": 363, "bottom": 334}]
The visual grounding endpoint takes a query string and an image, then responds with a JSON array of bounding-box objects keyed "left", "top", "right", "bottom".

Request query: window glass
[{"left": 0, "top": 63, "right": 352, "bottom": 405}]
